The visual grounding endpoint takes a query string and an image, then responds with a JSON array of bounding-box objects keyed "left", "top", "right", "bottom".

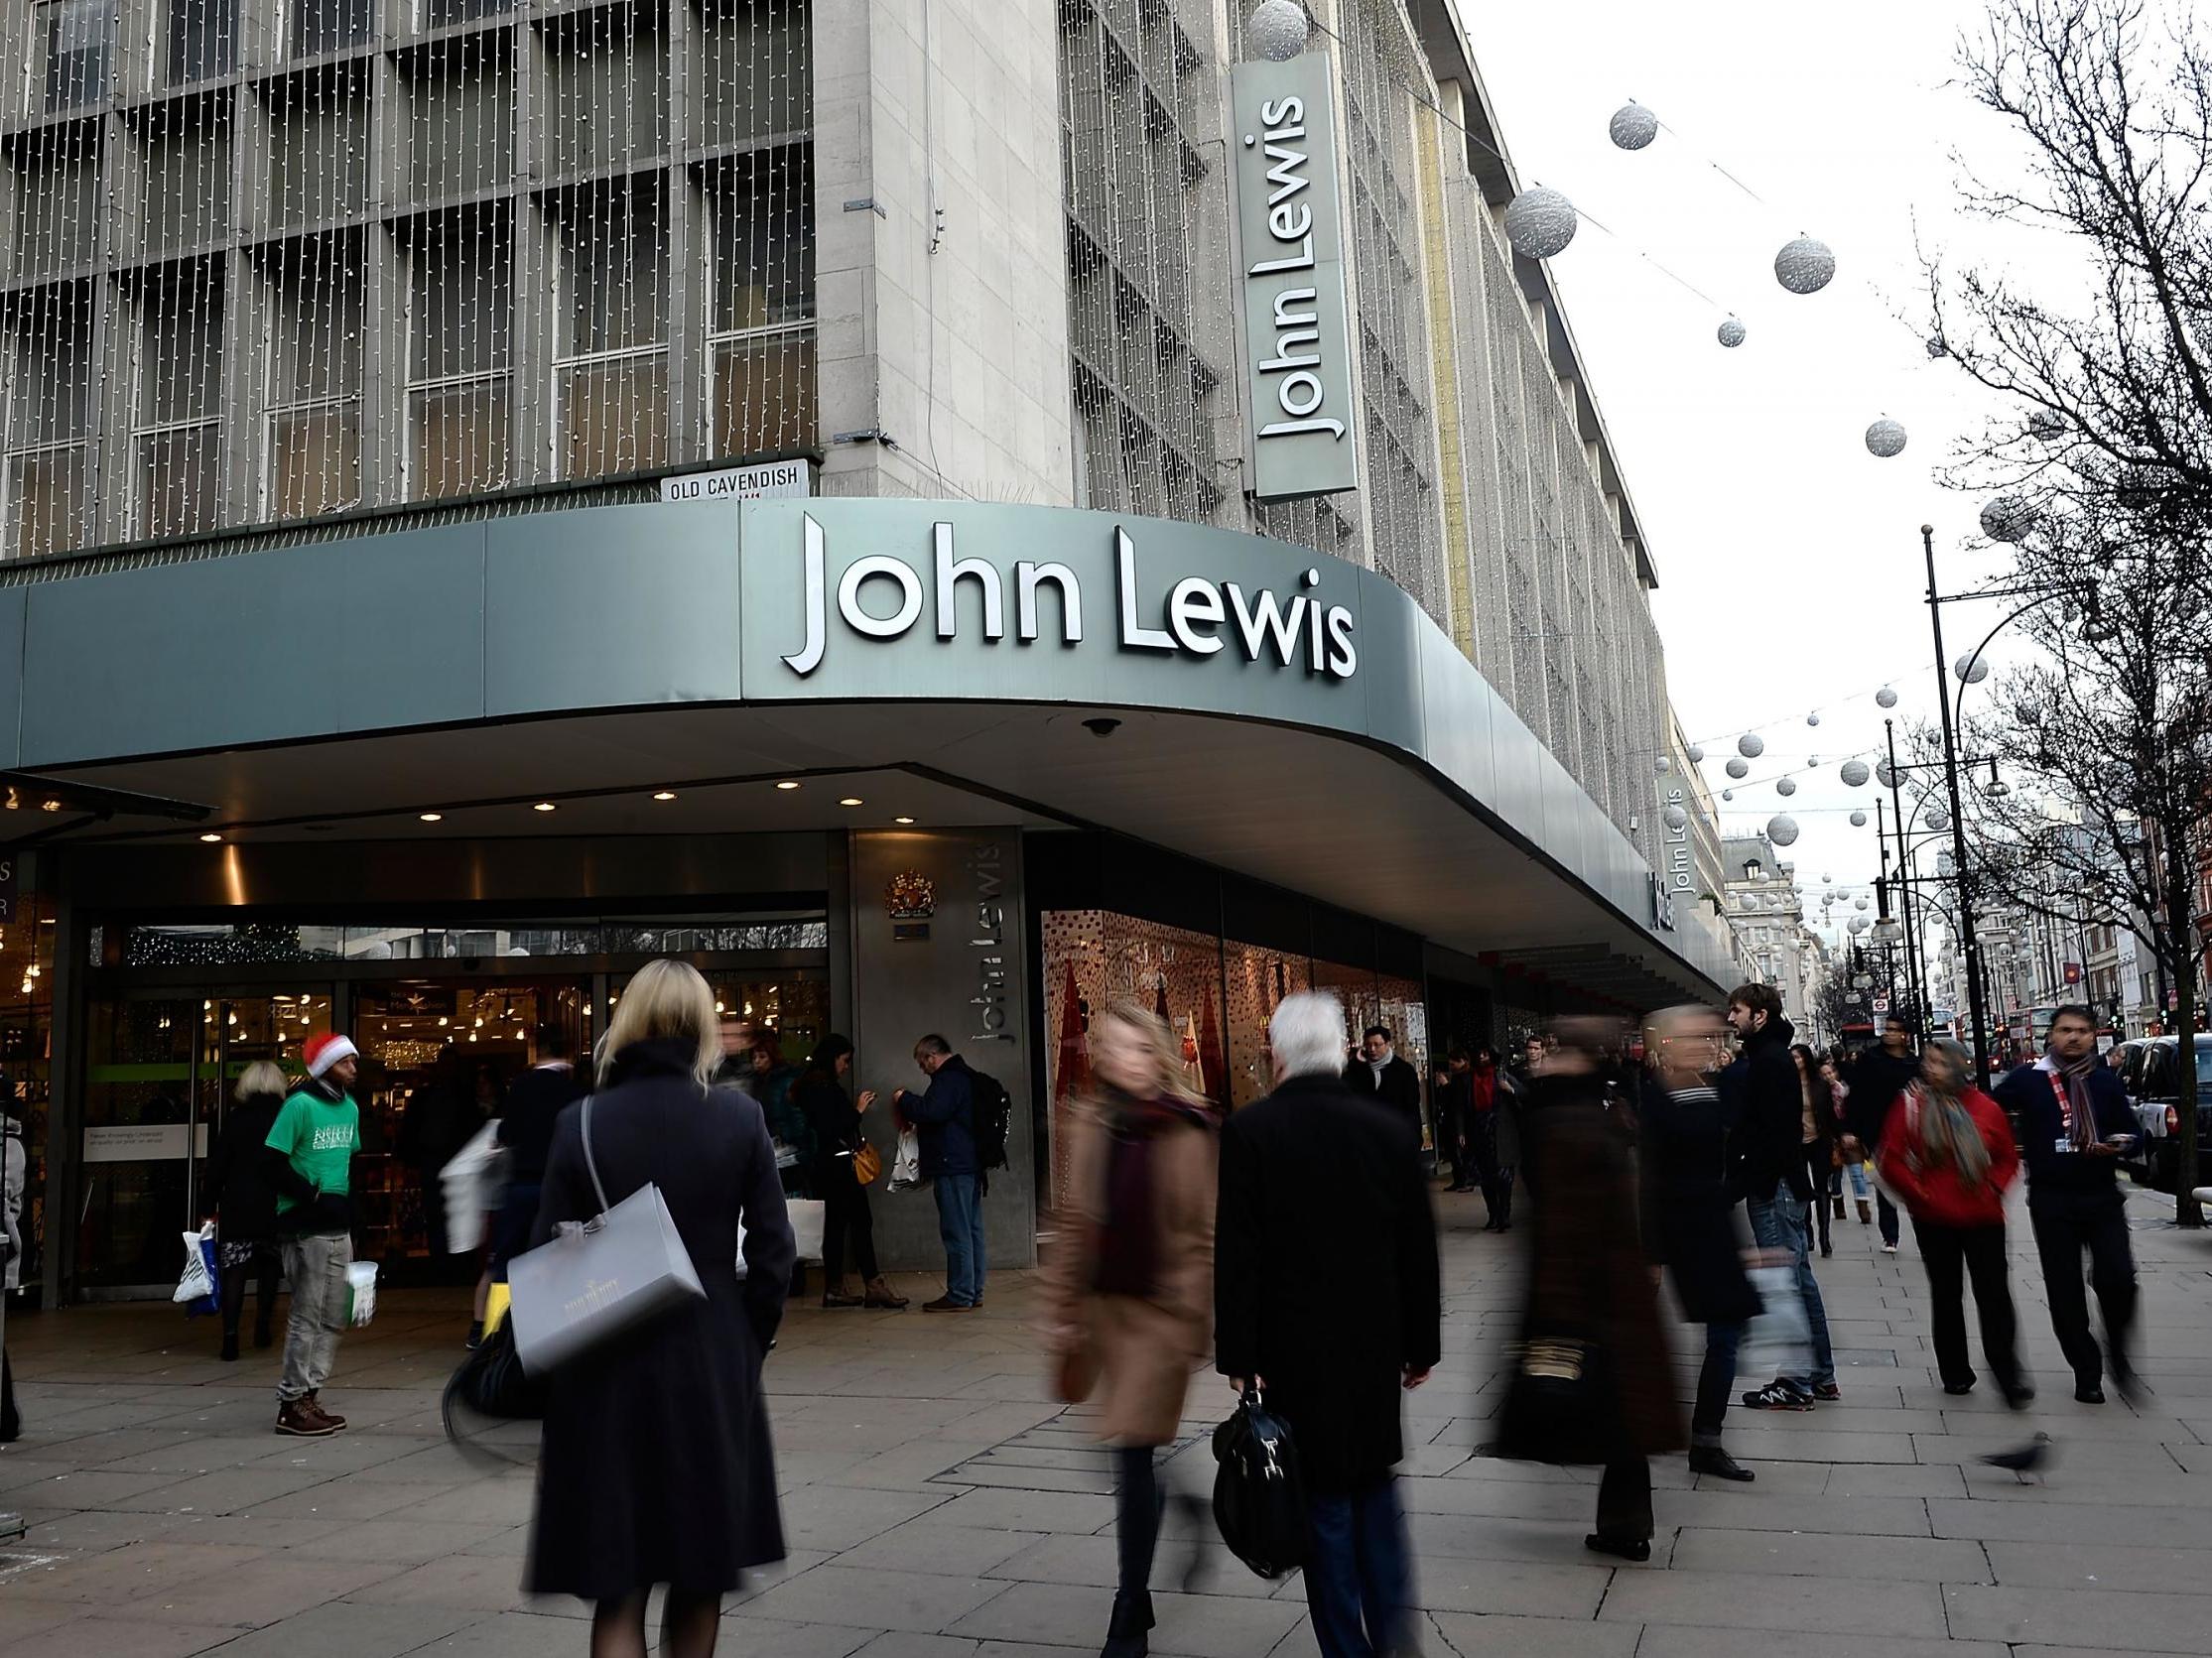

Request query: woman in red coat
[{"left": 1877, "top": 1040, "right": 2031, "bottom": 1406}]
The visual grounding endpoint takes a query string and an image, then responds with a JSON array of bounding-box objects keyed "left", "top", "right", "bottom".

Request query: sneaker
[
  {"left": 276, "top": 1399, "right": 338, "bottom": 1438},
  {"left": 1881, "top": 1243, "right": 1898, "bottom": 1254},
  {"left": 922, "top": 1296, "right": 976, "bottom": 1313},
  {"left": 1812, "top": 1383, "right": 1842, "bottom": 1403},
  {"left": 304, "top": 1392, "right": 346, "bottom": 1431},
  {"left": 1742, "top": 1382, "right": 1814, "bottom": 1412},
  {"left": 1688, "top": 1446, "right": 1757, "bottom": 1482}
]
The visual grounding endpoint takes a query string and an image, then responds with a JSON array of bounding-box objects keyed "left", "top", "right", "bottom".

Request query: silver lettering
[
  {"left": 1015, "top": 561, "right": 1083, "bottom": 644},
  {"left": 782, "top": 513, "right": 828, "bottom": 676},
  {"left": 934, "top": 521, "right": 1004, "bottom": 641}
]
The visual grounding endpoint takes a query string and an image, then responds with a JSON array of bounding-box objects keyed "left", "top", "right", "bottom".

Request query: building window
[
  {"left": 705, "top": 148, "right": 816, "bottom": 458},
  {"left": 419, "top": 0, "right": 509, "bottom": 26},
  {"left": 165, "top": 0, "right": 236, "bottom": 85},
  {"left": 135, "top": 263, "right": 224, "bottom": 539},
  {"left": 2, "top": 289, "right": 97, "bottom": 558},
  {"left": 554, "top": 182, "right": 668, "bottom": 478},
  {"left": 290, "top": 0, "right": 374, "bottom": 59},
  {"left": 408, "top": 210, "right": 512, "bottom": 500},
  {"left": 36, "top": 0, "right": 113, "bottom": 112},
  {"left": 261, "top": 234, "right": 364, "bottom": 520}
]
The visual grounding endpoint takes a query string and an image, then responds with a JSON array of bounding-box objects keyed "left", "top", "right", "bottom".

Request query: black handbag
[
  {"left": 442, "top": 1319, "right": 549, "bottom": 1466},
  {"left": 1211, "top": 1386, "right": 1308, "bottom": 1580},
  {"left": 1491, "top": 1327, "right": 1621, "bottom": 1467}
]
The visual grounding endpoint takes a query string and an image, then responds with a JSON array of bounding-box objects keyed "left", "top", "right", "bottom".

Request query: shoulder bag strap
[{"left": 578, "top": 1095, "right": 612, "bottom": 1221}]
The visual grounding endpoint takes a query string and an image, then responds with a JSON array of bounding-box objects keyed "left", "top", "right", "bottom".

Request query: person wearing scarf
[
  {"left": 1042, "top": 1003, "right": 1219, "bottom": 1658},
  {"left": 1994, "top": 1005, "right": 2140, "bottom": 1403},
  {"left": 1877, "top": 1039, "right": 2030, "bottom": 1407}
]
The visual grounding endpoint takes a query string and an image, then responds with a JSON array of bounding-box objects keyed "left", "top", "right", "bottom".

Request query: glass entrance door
[{"left": 80, "top": 988, "right": 334, "bottom": 1290}]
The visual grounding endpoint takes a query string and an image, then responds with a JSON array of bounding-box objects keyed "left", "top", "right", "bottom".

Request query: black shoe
[
  {"left": 2004, "top": 1384, "right": 2037, "bottom": 1409},
  {"left": 922, "top": 1296, "right": 976, "bottom": 1313},
  {"left": 219, "top": 1333, "right": 240, "bottom": 1363},
  {"left": 1688, "top": 1447, "right": 1756, "bottom": 1482},
  {"left": 1943, "top": 1381, "right": 1977, "bottom": 1396},
  {"left": 2075, "top": 1383, "right": 2105, "bottom": 1405},
  {"left": 465, "top": 1321, "right": 483, "bottom": 1351},
  {"left": 1585, "top": 1533, "right": 1650, "bottom": 1563},
  {"left": 822, "top": 1293, "right": 863, "bottom": 1309},
  {"left": 1820, "top": 1242, "right": 1834, "bottom": 1258},
  {"left": 1742, "top": 1382, "right": 1813, "bottom": 1411},
  {"left": 1103, "top": 1588, "right": 1154, "bottom": 1658},
  {"left": 253, "top": 1324, "right": 274, "bottom": 1349}
]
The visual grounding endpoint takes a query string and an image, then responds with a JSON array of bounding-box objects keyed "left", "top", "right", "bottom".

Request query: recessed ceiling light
[
  {"left": 652, "top": 791, "right": 677, "bottom": 802},
  {"left": 533, "top": 801, "right": 557, "bottom": 813},
  {"left": 839, "top": 797, "right": 864, "bottom": 808},
  {"left": 199, "top": 831, "right": 222, "bottom": 843},
  {"left": 894, "top": 816, "right": 916, "bottom": 825},
  {"left": 775, "top": 780, "right": 801, "bottom": 791},
  {"left": 419, "top": 812, "right": 444, "bottom": 824}
]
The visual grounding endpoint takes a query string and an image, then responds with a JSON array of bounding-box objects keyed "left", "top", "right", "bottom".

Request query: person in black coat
[
  {"left": 1216, "top": 991, "right": 1440, "bottom": 1658},
  {"left": 491, "top": 1026, "right": 587, "bottom": 1276},
  {"left": 1640, "top": 1007, "right": 1760, "bottom": 1482},
  {"left": 527, "top": 959, "right": 794, "bottom": 1658},
  {"left": 1433, "top": 1050, "right": 1477, "bottom": 1192},
  {"left": 1992, "top": 1004, "right": 2139, "bottom": 1402},
  {"left": 202, "top": 1063, "right": 289, "bottom": 1363},
  {"left": 796, "top": 1035, "right": 906, "bottom": 1310},
  {"left": 1844, "top": 1014, "right": 1920, "bottom": 1252},
  {"left": 1343, "top": 1025, "right": 1423, "bottom": 1136},
  {"left": 1792, "top": 1044, "right": 1841, "bottom": 1258}
]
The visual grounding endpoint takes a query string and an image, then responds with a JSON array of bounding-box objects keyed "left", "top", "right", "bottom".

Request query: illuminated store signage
[
  {"left": 1231, "top": 54, "right": 1358, "bottom": 501},
  {"left": 779, "top": 514, "right": 1358, "bottom": 680}
]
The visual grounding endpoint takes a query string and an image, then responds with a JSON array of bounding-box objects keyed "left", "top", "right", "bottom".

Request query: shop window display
[{"left": 0, "top": 896, "right": 53, "bottom": 1299}]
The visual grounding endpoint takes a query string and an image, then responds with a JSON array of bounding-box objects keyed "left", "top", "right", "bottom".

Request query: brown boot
[
  {"left": 304, "top": 1391, "right": 346, "bottom": 1431},
  {"left": 864, "top": 1277, "right": 909, "bottom": 1310},
  {"left": 276, "top": 1398, "right": 337, "bottom": 1437},
  {"left": 1832, "top": 1196, "right": 1845, "bottom": 1219},
  {"left": 1856, "top": 1200, "right": 1873, "bottom": 1224}
]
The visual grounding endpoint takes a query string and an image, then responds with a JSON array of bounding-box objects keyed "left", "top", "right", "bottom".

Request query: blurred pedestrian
[
  {"left": 398, "top": 1049, "right": 486, "bottom": 1262},
  {"left": 202, "top": 1061, "right": 287, "bottom": 1363},
  {"left": 1467, "top": 1045, "right": 1518, "bottom": 1231},
  {"left": 1216, "top": 990, "right": 1440, "bottom": 1658},
  {"left": 527, "top": 959, "right": 795, "bottom": 1658},
  {"left": 796, "top": 1035, "right": 904, "bottom": 1310},
  {"left": 1722, "top": 984, "right": 1838, "bottom": 1409},
  {"left": 1045, "top": 1004, "right": 1219, "bottom": 1658},
  {"left": 1846, "top": 1015, "right": 1919, "bottom": 1253},
  {"left": 894, "top": 1035, "right": 986, "bottom": 1312},
  {"left": 713, "top": 1016, "right": 757, "bottom": 1095},
  {"left": 1436, "top": 1048, "right": 1475, "bottom": 1193},
  {"left": 1498, "top": 1017, "right": 1684, "bottom": 1561},
  {"left": 1878, "top": 1039, "right": 2031, "bottom": 1406},
  {"left": 1994, "top": 1004, "right": 2138, "bottom": 1403},
  {"left": 1792, "top": 1044, "right": 1839, "bottom": 1258},
  {"left": 490, "top": 1027, "right": 586, "bottom": 1283},
  {"left": 263, "top": 1033, "right": 361, "bottom": 1438},
  {"left": 1, "top": 1100, "right": 21, "bottom": 1443},
  {"left": 1820, "top": 1056, "right": 1873, "bottom": 1224},
  {"left": 1640, "top": 1006, "right": 1759, "bottom": 1482}
]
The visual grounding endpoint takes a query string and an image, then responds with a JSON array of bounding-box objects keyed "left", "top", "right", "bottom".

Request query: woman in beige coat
[{"left": 1044, "top": 1003, "right": 1218, "bottom": 1658}]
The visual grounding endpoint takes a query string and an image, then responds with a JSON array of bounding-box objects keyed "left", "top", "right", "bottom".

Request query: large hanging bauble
[
  {"left": 1954, "top": 652, "right": 1991, "bottom": 684},
  {"left": 1807, "top": 711, "right": 1822, "bottom": 726},
  {"left": 1926, "top": 806, "right": 1952, "bottom": 831},
  {"left": 1774, "top": 235, "right": 1836, "bottom": 294},
  {"left": 1686, "top": 744, "right": 1705, "bottom": 764},
  {"left": 1865, "top": 419, "right": 1907, "bottom": 458},
  {"left": 1767, "top": 814, "right": 1801, "bottom": 846},
  {"left": 1876, "top": 760, "right": 1900, "bottom": 789},
  {"left": 1663, "top": 804, "right": 1689, "bottom": 830},
  {"left": 1504, "top": 188, "right": 1579, "bottom": 259},
  {"left": 1980, "top": 494, "right": 2034, "bottom": 543},
  {"left": 1718, "top": 317, "right": 1748, "bottom": 348},
  {"left": 1609, "top": 102, "right": 1658, "bottom": 150},
  {"left": 1738, "top": 733, "right": 1764, "bottom": 758},
  {"left": 1850, "top": 916, "right": 1871, "bottom": 934},
  {"left": 1850, "top": 810, "right": 1869, "bottom": 827},
  {"left": 1654, "top": 755, "right": 1672, "bottom": 775},
  {"left": 1246, "top": 0, "right": 1310, "bottom": 61},
  {"left": 1726, "top": 757, "right": 1750, "bottom": 779},
  {"left": 1840, "top": 759, "right": 1871, "bottom": 787},
  {"left": 1776, "top": 777, "right": 1798, "bottom": 797},
  {"left": 1877, "top": 687, "right": 1898, "bottom": 708},
  {"left": 2028, "top": 409, "right": 2067, "bottom": 440},
  {"left": 1855, "top": 896, "right": 1870, "bottom": 911}
]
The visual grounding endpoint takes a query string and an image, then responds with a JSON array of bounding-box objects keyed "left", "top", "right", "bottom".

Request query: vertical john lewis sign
[{"left": 1232, "top": 53, "right": 1358, "bottom": 501}]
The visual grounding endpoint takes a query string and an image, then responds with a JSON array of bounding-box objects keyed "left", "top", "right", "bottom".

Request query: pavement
[{"left": 3, "top": 1180, "right": 2211, "bottom": 1658}]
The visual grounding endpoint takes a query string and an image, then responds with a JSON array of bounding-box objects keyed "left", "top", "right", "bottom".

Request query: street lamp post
[
  {"left": 1924, "top": 523, "right": 1996, "bottom": 1082},
  {"left": 1884, "top": 718, "right": 1927, "bottom": 1026}
]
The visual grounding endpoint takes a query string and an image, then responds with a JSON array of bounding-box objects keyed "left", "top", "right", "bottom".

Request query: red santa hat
[{"left": 304, "top": 1032, "right": 359, "bottom": 1079}]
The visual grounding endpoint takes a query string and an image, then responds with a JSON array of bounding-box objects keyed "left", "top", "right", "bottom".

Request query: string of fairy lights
[{"left": 2, "top": 0, "right": 817, "bottom": 559}]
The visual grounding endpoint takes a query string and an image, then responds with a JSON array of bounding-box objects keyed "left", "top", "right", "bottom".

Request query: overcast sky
[{"left": 1461, "top": 0, "right": 2055, "bottom": 945}]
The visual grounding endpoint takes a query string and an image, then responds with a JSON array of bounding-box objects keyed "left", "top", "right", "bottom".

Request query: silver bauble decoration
[
  {"left": 1865, "top": 418, "right": 1907, "bottom": 458},
  {"left": 1686, "top": 744, "right": 1706, "bottom": 763},
  {"left": 1876, "top": 760, "right": 1900, "bottom": 789},
  {"left": 1246, "top": 0, "right": 1310, "bottom": 61},
  {"left": 1851, "top": 916, "right": 1871, "bottom": 934},
  {"left": 1654, "top": 755, "right": 1672, "bottom": 775},
  {"left": 1504, "top": 188, "right": 1579, "bottom": 259},
  {"left": 1776, "top": 777, "right": 1798, "bottom": 797},
  {"left": 1807, "top": 712, "right": 1822, "bottom": 727},
  {"left": 1840, "top": 759, "right": 1871, "bottom": 787},
  {"left": 2028, "top": 409, "right": 2067, "bottom": 440},
  {"left": 1849, "top": 810, "right": 1869, "bottom": 827},
  {"left": 1926, "top": 333, "right": 1947, "bottom": 359},
  {"left": 1609, "top": 102, "right": 1659, "bottom": 150},
  {"left": 1662, "top": 804, "right": 1689, "bottom": 830},
  {"left": 1938, "top": 851, "right": 1957, "bottom": 875},
  {"left": 1926, "top": 808, "right": 1951, "bottom": 832},
  {"left": 1718, "top": 317, "right": 1748, "bottom": 348},
  {"left": 1954, "top": 651, "right": 1991, "bottom": 685},
  {"left": 1738, "top": 733, "right": 1764, "bottom": 758},
  {"left": 1979, "top": 494, "right": 2034, "bottom": 543},
  {"left": 1855, "top": 897, "right": 1870, "bottom": 911},
  {"left": 1722, "top": 789, "right": 1735, "bottom": 801},
  {"left": 1809, "top": 756, "right": 1822, "bottom": 767},
  {"left": 1726, "top": 757, "right": 1750, "bottom": 779},
  {"left": 1774, "top": 235, "right": 1836, "bottom": 294},
  {"left": 1823, "top": 873, "right": 1833, "bottom": 883},
  {"left": 1877, "top": 687, "right": 1898, "bottom": 708},
  {"left": 1767, "top": 814, "right": 1801, "bottom": 847}
]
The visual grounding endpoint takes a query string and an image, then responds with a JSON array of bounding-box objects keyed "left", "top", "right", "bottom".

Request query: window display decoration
[
  {"left": 1865, "top": 418, "right": 1907, "bottom": 457},
  {"left": 1609, "top": 101, "right": 1659, "bottom": 149},
  {"left": 1773, "top": 235, "right": 1836, "bottom": 294},
  {"left": 1717, "top": 317, "right": 1747, "bottom": 347},
  {"left": 1503, "top": 187, "right": 1579, "bottom": 259}
]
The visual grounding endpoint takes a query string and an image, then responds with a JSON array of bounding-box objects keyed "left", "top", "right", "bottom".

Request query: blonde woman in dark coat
[{"left": 1043, "top": 1004, "right": 1218, "bottom": 1658}]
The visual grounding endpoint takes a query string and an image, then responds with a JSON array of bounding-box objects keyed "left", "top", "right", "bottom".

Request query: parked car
[{"left": 2112, "top": 1034, "right": 2212, "bottom": 1193}]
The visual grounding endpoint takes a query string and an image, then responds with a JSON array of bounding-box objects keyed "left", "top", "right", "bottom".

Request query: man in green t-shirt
[{"left": 263, "top": 1033, "right": 361, "bottom": 1437}]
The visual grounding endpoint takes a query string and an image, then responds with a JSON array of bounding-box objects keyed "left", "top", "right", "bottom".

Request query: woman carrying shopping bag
[
  {"left": 797, "top": 1035, "right": 905, "bottom": 1310},
  {"left": 527, "top": 959, "right": 795, "bottom": 1658},
  {"left": 1877, "top": 1039, "right": 2032, "bottom": 1407},
  {"left": 202, "top": 1062, "right": 289, "bottom": 1362},
  {"left": 1042, "top": 1003, "right": 1219, "bottom": 1658}
]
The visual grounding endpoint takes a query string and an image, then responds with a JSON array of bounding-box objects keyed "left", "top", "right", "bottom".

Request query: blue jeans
[
  {"left": 1693, "top": 1320, "right": 1745, "bottom": 1446},
  {"left": 1747, "top": 1183, "right": 1836, "bottom": 1390},
  {"left": 1302, "top": 1477, "right": 1413, "bottom": 1658},
  {"left": 933, "top": 1173, "right": 986, "bottom": 1306}
]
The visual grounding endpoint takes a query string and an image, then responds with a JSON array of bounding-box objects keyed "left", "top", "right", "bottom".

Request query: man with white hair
[{"left": 1216, "top": 991, "right": 1440, "bottom": 1658}]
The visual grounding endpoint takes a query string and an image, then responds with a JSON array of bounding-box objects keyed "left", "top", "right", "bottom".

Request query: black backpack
[{"left": 968, "top": 1067, "right": 1012, "bottom": 1191}]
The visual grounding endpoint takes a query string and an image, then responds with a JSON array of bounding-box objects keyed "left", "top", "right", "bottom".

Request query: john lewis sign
[{"left": 1231, "top": 53, "right": 1358, "bottom": 501}]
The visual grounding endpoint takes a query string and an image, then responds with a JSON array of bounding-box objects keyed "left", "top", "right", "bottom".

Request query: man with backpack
[{"left": 894, "top": 1034, "right": 1006, "bottom": 1312}]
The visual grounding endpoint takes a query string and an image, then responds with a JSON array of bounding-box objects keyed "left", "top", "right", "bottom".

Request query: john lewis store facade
[{"left": 0, "top": 496, "right": 1730, "bottom": 1301}]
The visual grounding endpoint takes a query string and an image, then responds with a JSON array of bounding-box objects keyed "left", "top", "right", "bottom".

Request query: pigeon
[{"left": 1980, "top": 1433, "right": 2053, "bottom": 1483}]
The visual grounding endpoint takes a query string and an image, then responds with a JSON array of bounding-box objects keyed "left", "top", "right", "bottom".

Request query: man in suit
[
  {"left": 1993, "top": 1004, "right": 2140, "bottom": 1402},
  {"left": 1218, "top": 992, "right": 1441, "bottom": 1658},
  {"left": 1343, "top": 1025, "right": 1424, "bottom": 1143}
]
